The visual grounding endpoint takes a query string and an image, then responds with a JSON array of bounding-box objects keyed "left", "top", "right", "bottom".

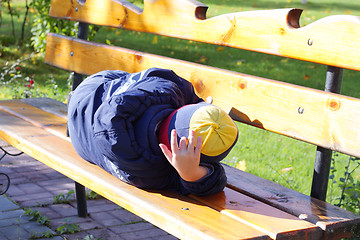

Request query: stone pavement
[{"left": 0, "top": 141, "right": 177, "bottom": 240}]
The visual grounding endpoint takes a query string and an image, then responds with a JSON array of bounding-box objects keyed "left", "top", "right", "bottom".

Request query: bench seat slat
[
  {"left": 49, "top": 0, "right": 360, "bottom": 71},
  {"left": 224, "top": 165, "right": 360, "bottom": 239},
  {"left": 0, "top": 108, "right": 271, "bottom": 240},
  {"left": 0, "top": 99, "right": 68, "bottom": 141},
  {"left": 45, "top": 33, "right": 360, "bottom": 159},
  {"left": 194, "top": 188, "right": 321, "bottom": 239},
  {"left": 17, "top": 97, "right": 68, "bottom": 119}
]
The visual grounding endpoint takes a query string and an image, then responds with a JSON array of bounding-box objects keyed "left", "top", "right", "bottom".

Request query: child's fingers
[
  {"left": 170, "top": 129, "right": 178, "bottom": 154},
  {"left": 188, "top": 130, "right": 195, "bottom": 151},
  {"left": 179, "top": 137, "right": 187, "bottom": 151},
  {"left": 195, "top": 136, "right": 202, "bottom": 156},
  {"left": 159, "top": 143, "right": 173, "bottom": 162}
]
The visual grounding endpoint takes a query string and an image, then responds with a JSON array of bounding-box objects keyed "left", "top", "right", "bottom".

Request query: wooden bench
[{"left": 1, "top": 0, "right": 360, "bottom": 239}]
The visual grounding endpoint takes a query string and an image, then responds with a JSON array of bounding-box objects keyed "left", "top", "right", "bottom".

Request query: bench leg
[
  {"left": 75, "top": 182, "right": 88, "bottom": 217},
  {"left": 311, "top": 147, "right": 332, "bottom": 200}
]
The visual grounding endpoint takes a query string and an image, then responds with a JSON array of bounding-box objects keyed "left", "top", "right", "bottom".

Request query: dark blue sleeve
[{"left": 178, "top": 163, "right": 227, "bottom": 196}]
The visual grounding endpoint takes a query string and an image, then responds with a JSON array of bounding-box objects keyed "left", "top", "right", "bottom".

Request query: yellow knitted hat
[{"left": 159, "top": 102, "right": 238, "bottom": 163}]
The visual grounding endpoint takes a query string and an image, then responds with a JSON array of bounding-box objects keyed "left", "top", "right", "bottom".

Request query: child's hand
[{"left": 159, "top": 129, "right": 208, "bottom": 182}]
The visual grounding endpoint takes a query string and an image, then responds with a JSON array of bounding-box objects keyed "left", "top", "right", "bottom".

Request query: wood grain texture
[
  {"left": 193, "top": 188, "right": 321, "bottom": 239},
  {"left": 224, "top": 164, "right": 360, "bottom": 239},
  {"left": 0, "top": 99, "right": 68, "bottom": 141},
  {"left": 20, "top": 97, "right": 68, "bottom": 119},
  {"left": 49, "top": 0, "right": 360, "bottom": 71},
  {"left": 45, "top": 34, "right": 360, "bottom": 159},
  {"left": 0, "top": 107, "right": 270, "bottom": 240}
]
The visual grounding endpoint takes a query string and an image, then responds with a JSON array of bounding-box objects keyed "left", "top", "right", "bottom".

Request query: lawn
[{"left": 1, "top": 0, "right": 360, "bottom": 207}]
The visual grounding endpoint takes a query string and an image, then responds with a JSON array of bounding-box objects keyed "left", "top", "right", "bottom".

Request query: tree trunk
[
  {"left": 20, "top": 0, "right": 29, "bottom": 46},
  {"left": 6, "top": 0, "right": 16, "bottom": 40}
]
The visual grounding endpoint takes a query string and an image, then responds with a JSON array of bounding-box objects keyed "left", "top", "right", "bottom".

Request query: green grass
[
  {"left": 0, "top": 1, "right": 70, "bottom": 101},
  {"left": 1, "top": 0, "right": 360, "bottom": 205},
  {"left": 0, "top": 48, "right": 70, "bottom": 100},
  {"left": 225, "top": 123, "right": 316, "bottom": 195}
]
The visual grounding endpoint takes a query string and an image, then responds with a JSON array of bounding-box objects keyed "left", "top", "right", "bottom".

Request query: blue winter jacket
[{"left": 68, "top": 68, "right": 227, "bottom": 196}]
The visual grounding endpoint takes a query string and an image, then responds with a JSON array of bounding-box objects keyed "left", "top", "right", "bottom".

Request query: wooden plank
[
  {"left": 224, "top": 164, "right": 360, "bottom": 239},
  {"left": 49, "top": 0, "right": 360, "bottom": 71},
  {"left": 193, "top": 188, "right": 322, "bottom": 239},
  {"left": 20, "top": 97, "right": 68, "bottom": 119},
  {"left": 0, "top": 109, "right": 269, "bottom": 240},
  {"left": 0, "top": 99, "right": 68, "bottom": 141},
  {"left": 45, "top": 34, "right": 360, "bottom": 159}
]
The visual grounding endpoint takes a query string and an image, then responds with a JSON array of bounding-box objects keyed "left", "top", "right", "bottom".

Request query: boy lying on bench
[{"left": 67, "top": 68, "right": 238, "bottom": 196}]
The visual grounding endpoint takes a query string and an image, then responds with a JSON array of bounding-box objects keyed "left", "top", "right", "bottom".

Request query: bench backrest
[{"left": 45, "top": 0, "right": 360, "bottom": 200}]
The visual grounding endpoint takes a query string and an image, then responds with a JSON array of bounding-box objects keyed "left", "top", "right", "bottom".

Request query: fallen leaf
[
  {"left": 236, "top": 160, "right": 246, "bottom": 171},
  {"left": 199, "top": 56, "right": 207, "bottom": 63},
  {"left": 152, "top": 36, "right": 158, "bottom": 44},
  {"left": 281, "top": 167, "right": 293, "bottom": 173},
  {"left": 236, "top": 59, "right": 245, "bottom": 65}
]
